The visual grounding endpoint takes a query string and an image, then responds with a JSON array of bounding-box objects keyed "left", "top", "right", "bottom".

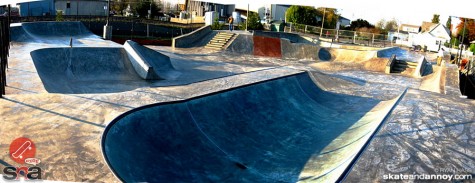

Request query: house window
[{"left": 67, "top": 2, "right": 71, "bottom": 9}]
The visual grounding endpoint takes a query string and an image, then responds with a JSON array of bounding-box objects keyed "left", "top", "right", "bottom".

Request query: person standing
[
  {"left": 228, "top": 16, "right": 234, "bottom": 31},
  {"left": 437, "top": 48, "right": 445, "bottom": 66}
]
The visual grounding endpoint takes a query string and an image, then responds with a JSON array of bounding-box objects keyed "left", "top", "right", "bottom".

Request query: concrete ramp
[
  {"left": 102, "top": 72, "right": 405, "bottom": 182},
  {"left": 30, "top": 47, "right": 148, "bottom": 94},
  {"left": 376, "top": 47, "right": 420, "bottom": 60},
  {"left": 324, "top": 48, "right": 378, "bottom": 62},
  {"left": 124, "top": 40, "right": 179, "bottom": 80},
  {"left": 21, "top": 21, "right": 96, "bottom": 38}
]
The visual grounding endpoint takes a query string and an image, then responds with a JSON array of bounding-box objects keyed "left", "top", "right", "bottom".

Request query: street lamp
[
  {"left": 106, "top": 0, "right": 110, "bottom": 25},
  {"left": 103, "top": 0, "right": 112, "bottom": 40}
]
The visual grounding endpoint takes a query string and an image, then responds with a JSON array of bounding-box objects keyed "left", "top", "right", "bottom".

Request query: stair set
[
  {"left": 205, "top": 32, "right": 236, "bottom": 50},
  {"left": 385, "top": 54, "right": 418, "bottom": 74}
]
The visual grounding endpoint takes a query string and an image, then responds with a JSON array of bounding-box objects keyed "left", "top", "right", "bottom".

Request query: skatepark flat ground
[{"left": 1, "top": 23, "right": 474, "bottom": 182}]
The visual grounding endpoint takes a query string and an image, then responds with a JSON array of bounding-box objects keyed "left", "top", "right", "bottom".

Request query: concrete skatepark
[{"left": 0, "top": 22, "right": 473, "bottom": 182}]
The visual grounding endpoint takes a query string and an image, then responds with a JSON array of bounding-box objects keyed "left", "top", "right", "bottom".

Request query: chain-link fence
[{"left": 283, "top": 22, "right": 393, "bottom": 47}]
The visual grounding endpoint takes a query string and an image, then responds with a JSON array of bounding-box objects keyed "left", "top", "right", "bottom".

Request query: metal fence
[
  {"left": 0, "top": 16, "right": 10, "bottom": 98},
  {"left": 284, "top": 22, "right": 392, "bottom": 47}
]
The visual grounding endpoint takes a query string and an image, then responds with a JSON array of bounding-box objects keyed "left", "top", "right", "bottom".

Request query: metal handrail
[{"left": 284, "top": 22, "right": 391, "bottom": 47}]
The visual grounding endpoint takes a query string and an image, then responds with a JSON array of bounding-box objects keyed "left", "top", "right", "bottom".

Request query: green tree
[
  {"left": 432, "top": 14, "right": 440, "bottom": 24},
  {"left": 375, "top": 18, "right": 398, "bottom": 33},
  {"left": 56, "top": 10, "right": 64, "bottom": 21},
  {"left": 286, "top": 6, "right": 318, "bottom": 26},
  {"left": 446, "top": 16, "right": 452, "bottom": 32},
  {"left": 350, "top": 18, "right": 374, "bottom": 30},
  {"left": 135, "top": 0, "right": 161, "bottom": 18},
  {"left": 384, "top": 18, "right": 398, "bottom": 32},
  {"left": 316, "top": 7, "right": 339, "bottom": 28},
  {"left": 112, "top": 0, "right": 129, "bottom": 16},
  {"left": 247, "top": 12, "right": 263, "bottom": 30}
]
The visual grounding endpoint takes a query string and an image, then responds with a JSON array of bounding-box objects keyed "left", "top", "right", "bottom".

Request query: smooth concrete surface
[
  {"left": 281, "top": 38, "right": 321, "bottom": 60},
  {"left": 102, "top": 72, "right": 403, "bottom": 182},
  {"left": 124, "top": 40, "right": 178, "bottom": 80},
  {"left": 226, "top": 34, "right": 254, "bottom": 55},
  {"left": 30, "top": 47, "right": 149, "bottom": 94},
  {"left": 2, "top": 22, "right": 474, "bottom": 182},
  {"left": 172, "top": 25, "right": 212, "bottom": 48}
]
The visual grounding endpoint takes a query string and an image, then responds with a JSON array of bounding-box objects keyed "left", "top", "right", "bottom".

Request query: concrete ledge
[
  {"left": 124, "top": 40, "right": 176, "bottom": 80},
  {"left": 172, "top": 25, "right": 211, "bottom": 48},
  {"left": 124, "top": 41, "right": 160, "bottom": 80},
  {"left": 413, "top": 56, "right": 433, "bottom": 78},
  {"left": 385, "top": 55, "right": 397, "bottom": 74}
]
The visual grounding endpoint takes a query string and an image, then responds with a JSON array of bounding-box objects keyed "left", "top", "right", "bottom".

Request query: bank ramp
[{"left": 102, "top": 72, "right": 405, "bottom": 182}]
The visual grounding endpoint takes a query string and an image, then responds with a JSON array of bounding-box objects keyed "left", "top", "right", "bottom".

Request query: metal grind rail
[{"left": 0, "top": 15, "right": 11, "bottom": 98}]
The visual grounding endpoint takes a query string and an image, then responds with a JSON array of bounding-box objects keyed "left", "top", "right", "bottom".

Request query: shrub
[
  {"left": 247, "top": 12, "right": 263, "bottom": 30},
  {"left": 56, "top": 10, "right": 64, "bottom": 22},
  {"left": 211, "top": 17, "right": 224, "bottom": 30},
  {"left": 470, "top": 43, "right": 475, "bottom": 53}
]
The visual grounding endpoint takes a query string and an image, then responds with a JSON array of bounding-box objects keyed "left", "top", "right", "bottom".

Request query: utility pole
[
  {"left": 458, "top": 18, "right": 467, "bottom": 65},
  {"left": 319, "top": 8, "right": 326, "bottom": 37},
  {"left": 246, "top": 3, "right": 249, "bottom": 31}
]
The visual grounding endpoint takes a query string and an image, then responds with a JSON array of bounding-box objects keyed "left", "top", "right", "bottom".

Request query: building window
[{"left": 67, "top": 2, "right": 71, "bottom": 9}]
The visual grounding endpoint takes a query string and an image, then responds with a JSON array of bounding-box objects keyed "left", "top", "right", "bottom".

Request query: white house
[
  {"left": 400, "top": 24, "right": 420, "bottom": 33},
  {"left": 413, "top": 23, "right": 451, "bottom": 52}
]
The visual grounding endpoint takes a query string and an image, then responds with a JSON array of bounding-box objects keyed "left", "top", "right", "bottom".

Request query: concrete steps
[
  {"left": 205, "top": 32, "right": 236, "bottom": 50},
  {"left": 392, "top": 60, "right": 417, "bottom": 72},
  {"left": 386, "top": 55, "right": 419, "bottom": 74}
]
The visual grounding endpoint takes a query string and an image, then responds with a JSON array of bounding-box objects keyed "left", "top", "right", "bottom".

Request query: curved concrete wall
[
  {"left": 30, "top": 47, "right": 146, "bottom": 94},
  {"left": 21, "top": 21, "right": 96, "bottom": 38},
  {"left": 102, "top": 72, "right": 404, "bottom": 182},
  {"left": 172, "top": 25, "right": 212, "bottom": 48},
  {"left": 281, "top": 38, "right": 321, "bottom": 60}
]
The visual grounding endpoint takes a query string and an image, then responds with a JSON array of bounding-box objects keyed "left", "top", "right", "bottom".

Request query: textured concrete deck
[{"left": 1, "top": 23, "right": 474, "bottom": 182}]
